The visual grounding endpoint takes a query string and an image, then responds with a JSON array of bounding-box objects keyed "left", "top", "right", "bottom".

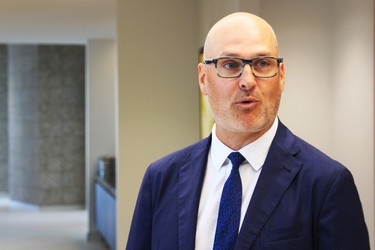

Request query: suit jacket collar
[
  {"left": 177, "top": 136, "right": 211, "bottom": 250},
  {"left": 235, "top": 121, "right": 303, "bottom": 249},
  {"left": 176, "top": 121, "right": 302, "bottom": 250}
]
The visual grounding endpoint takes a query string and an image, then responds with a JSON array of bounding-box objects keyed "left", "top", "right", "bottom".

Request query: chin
[{"left": 236, "top": 120, "right": 271, "bottom": 134}]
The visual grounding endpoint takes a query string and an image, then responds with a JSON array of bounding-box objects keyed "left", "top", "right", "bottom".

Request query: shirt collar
[{"left": 210, "top": 118, "right": 279, "bottom": 171}]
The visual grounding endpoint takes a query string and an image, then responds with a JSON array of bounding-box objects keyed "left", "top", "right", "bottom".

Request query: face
[{"left": 198, "top": 14, "right": 285, "bottom": 147}]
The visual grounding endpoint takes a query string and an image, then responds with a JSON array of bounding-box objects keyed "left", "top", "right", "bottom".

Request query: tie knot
[{"left": 228, "top": 152, "right": 246, "bottom": 169}]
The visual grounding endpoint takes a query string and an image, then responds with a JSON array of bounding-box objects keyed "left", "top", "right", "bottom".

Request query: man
[{"left": 126, "top": 12, "right": 370, "bottom": 250}]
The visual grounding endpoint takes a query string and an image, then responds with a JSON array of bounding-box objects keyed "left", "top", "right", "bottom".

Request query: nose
[{"left": 239, "top": 64, "right": 256, "bottom": 91}]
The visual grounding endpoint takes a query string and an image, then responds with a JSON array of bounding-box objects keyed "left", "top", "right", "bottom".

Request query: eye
[
  {"left": 219, "top": 59, "right": 241, "bottom": 69},
  {"left": 254, "top": 59, "right": 271, "bottom": 68}
]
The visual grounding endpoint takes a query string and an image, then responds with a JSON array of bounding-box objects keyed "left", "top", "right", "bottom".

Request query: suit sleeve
[
  {"left": 126, "top": 168, "right": 153, "bottom": 250},
  {"left": 317, "top": 168, "right": 370, "bottom": 250}
]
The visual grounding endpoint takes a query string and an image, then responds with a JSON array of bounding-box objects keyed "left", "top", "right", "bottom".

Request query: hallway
[{"left": 0, "top": 194, "right": 108, "bottom": 250}]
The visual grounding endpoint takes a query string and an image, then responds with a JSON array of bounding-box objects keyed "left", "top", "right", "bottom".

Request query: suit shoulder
[
  {"left": 147, "top": 136, "right": 211, "bottom": 173},
  {"left": 286, "top": 133, "right": 353, "bottom": 184},
  {"left": 295, "top": 136, "right": 344, "bottom": 169},
  {"left": 277, "top": 122, "right": 346, "bottom": 173}
]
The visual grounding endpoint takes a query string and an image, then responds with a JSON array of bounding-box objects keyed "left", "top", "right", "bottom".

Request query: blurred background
[{"left": 0, "top": 0, "right": 373, "bottom": 250}]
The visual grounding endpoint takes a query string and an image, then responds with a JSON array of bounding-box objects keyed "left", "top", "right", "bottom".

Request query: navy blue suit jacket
[{"left": 126, "top": 121, "right": 369, "bottom": 250}]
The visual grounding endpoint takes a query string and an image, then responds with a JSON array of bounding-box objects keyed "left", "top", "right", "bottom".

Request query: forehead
[{"left": 205, "top": 16, "right": 278, "bottom": 58}]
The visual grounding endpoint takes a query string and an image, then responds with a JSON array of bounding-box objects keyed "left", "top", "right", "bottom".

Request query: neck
[
  {"left": 215, "top": 119, "right": 276, "bottom": 150},
  {"left": 215, "top": 128, "right": 267, "bottom": 151}
]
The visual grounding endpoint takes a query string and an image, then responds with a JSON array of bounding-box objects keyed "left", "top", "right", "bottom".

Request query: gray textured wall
[
  {"left": 0, "top": 45, "right": 8, "bottom": 192},
  {"left": 8, "top": 45, "right": 85, "bottom": 206}
]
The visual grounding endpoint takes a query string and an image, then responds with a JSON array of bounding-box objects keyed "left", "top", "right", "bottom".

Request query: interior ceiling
[{"left": 0, "top": 0, "right": 116, "bottom": 44}]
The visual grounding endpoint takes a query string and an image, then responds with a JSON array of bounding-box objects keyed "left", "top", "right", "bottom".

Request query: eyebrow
[{"left": 219, "top": 51, "right": 273, "bottom": 58}]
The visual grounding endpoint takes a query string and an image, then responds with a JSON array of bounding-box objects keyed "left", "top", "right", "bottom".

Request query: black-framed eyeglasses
[{"left": 204, "top": 56, "right": 283, "bottom": 78}]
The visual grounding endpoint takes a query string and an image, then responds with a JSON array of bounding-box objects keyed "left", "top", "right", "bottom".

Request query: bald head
[{"left": 203, "top": 12, "right": 279, "bottom": 59}]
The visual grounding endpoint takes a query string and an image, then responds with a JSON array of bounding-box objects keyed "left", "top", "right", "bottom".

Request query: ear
[
  {"left": 278, "top": 62, "right": 285, "bottom": 92},
  {"left": 198, "top": 63, "right": 208, "bottom": 95}
]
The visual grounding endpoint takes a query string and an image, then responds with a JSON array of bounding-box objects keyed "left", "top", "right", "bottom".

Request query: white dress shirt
[{"left": 195, "top": 118, "right": 279, "bottom": 250}]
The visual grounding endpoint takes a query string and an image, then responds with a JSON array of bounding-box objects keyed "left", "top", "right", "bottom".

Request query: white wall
[
  {"left": 331, "top": 0, "right": 374, "bottom": 245},
  {"left": 116, "top": 1, "right": 200, "bottom": 249},
  {"left": 259, "top": 1, "right": 374, "bottom": 247},
  {"left": 85, "top": 39, "right": 116, "bottom": 238}
]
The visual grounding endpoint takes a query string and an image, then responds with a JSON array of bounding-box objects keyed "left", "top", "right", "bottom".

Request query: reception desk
[{"left": 95, "top": 177, "right": 116, "bottom": 250}]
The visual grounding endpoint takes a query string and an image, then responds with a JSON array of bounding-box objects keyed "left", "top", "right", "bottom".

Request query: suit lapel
[
  {"left": 236, "top": 123, "right": 303, "bottom": 249},
  {"left": 177, "top": 137, "right": 211, "bottom": 250}
]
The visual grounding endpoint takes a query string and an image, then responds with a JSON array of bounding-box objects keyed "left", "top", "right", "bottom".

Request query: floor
[{"left": 0, "top": 194, "right": 109, "bottom": 250}]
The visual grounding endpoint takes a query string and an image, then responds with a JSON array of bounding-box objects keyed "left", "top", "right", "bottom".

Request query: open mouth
[
  {"left": 235, "top": 97, "right": 259, "bottom": 109},
  {"left": 241, "top": 100, "right": 252, "bottom": 104}
]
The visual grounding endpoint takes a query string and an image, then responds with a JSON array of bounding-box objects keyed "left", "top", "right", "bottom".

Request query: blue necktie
[{"left": 213, "top": 152, "right": 246, "bottom": 250}]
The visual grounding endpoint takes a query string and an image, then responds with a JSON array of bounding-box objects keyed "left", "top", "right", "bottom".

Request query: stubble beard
[{"left": 212, "top": 95, "right": 281, "bottom": 137}]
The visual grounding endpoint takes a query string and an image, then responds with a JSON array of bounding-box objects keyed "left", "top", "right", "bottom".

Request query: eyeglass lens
[{"left": 216, "top": 57, "right": 279, "bottom": 78}]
